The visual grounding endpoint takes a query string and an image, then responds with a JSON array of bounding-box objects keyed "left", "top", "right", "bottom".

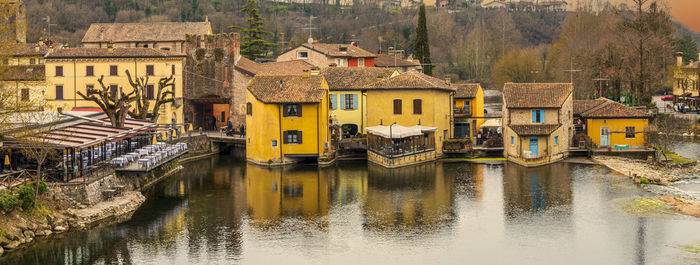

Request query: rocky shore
[{"left": 593, "top": 155, "right": 700, "bottom": 217}]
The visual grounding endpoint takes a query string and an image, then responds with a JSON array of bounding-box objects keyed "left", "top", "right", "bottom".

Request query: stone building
[
  {"left": 502, "top": 83, "right": 573, "bottom": 167},
  {"left": 82, "top": 21, "right": 212, "bottom": 53},
  {"left": 277, "top": 42, "right": 376, "bottom": 68}
]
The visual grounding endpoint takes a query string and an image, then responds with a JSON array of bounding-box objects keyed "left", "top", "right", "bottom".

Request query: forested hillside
[{"left": 24, "top": 0, "right": 698, "bottom": 101}]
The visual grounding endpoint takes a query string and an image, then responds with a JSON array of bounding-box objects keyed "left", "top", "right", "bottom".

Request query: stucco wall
[{"left": 586, "top": 118, "right": 648, "bottom": 147}]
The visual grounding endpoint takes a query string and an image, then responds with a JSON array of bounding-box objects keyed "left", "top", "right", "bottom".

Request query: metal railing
[{"left": 454, "top": 107, "right": 471, "bottom": 116}]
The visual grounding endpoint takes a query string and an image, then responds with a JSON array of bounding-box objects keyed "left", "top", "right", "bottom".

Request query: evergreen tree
[
  {"left": 230, "top": 0, "right": 276, "bottom": 59},
  {"left": 414, "top": 4, "right": 432, "bottom": 76},
  {"left": 673, "top": 34, "right": 698, "bottom": 63}
]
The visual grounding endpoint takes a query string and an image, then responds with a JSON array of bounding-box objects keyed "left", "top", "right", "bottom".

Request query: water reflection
[
  {"left": 503, "top": 163, "right": 572, "bottom": 218},
  {"left": 363, "top": 163, "right": 455, "bottom": 232}
]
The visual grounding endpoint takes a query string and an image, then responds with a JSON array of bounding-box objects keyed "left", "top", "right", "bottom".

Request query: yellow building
[
  {"left": 672, "top": 52, "right": 699, "bottom": 98},
  {"left": 502, "top": 83, "right": 573, "bottom": 167},
  {"left": 1, "top": 43, "right": 49, "bottom": 109},
  {"left": 453, "top": 83, "right": 485, "bottom": 140},
  {"left": 322, "top": 67, "right": 399, "bottom": 136},
  {"left": 245, "top": 71, "right": 330, "bottom": 165},
  {"left": 44, "top": 47, "right": 186, "bottom": 125},
  {"left": 574, "top": 98, "right": 651, "bottom": 148}
]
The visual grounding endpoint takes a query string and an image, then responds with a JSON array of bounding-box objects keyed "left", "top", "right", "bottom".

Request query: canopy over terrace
[
  {"left": 38, "top": 117, "right": 157, "bottom": 148},
  {"left": 365, "top": 124, "right": 437, "bottom": 157}
]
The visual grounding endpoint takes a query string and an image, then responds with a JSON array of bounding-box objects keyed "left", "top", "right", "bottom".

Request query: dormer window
[{"left": 297, "top": 51, "right": 308, "bottom": 59}]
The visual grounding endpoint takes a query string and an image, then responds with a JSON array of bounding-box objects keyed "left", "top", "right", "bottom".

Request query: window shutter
[
  {"left": 413, "top": 99, "right": 422, "bottom": 114},
  {"left": 394, "top": 99, "right": 402, "bottom": 114},
  {"left": 298, "top": 131, "right": 302, "bottom": 144},
  {"left": 283, "top": 131, "right": 288, "bottom": 144},
  {"left": 331, "top": 94, "right": 337, "bottom": 110},
  {"left": 532, "top": 110, "right": 536, "bottom": 123},
  {"left": 297, "top": 104, "right": 302, "bottom": 117},
  {"left": 352, "top": 94, "right": 358, "bottom": 109},
  {"left": 539, "top": 110, "right": 544, "bottom": 123},
  {"left": 339, "top": 94, "right": 345, "bottom": 110},
  {"left": 283, "top": 105, "right": 288, "bottom": 117}
]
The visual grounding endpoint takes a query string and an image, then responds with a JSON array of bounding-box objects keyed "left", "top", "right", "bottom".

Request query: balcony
[{"left": 454, "top": 107, "right": 471, "bottom": 117}]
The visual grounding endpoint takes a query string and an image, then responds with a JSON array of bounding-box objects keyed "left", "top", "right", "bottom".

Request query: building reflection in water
[
  {"left": 245, "top": 164, "right": 331, "bottom": 229},
  {"left": 502, "top": 162, "right": 573, "bottom": 218},
  {"left": 363, "top": 162, "right": 455, "bottom": 233}
]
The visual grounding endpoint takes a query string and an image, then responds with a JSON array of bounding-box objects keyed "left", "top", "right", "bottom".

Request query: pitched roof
[
  {"left": 503, "top": 83, "right": 572, "bottom": 108},
  {"left": 322, "top": 67, "right": 397, "bottom": 90},
  {"left": 301, "top": 43, "right": 376, "bottom": 58},
  {"left": 46, "top": 48, "right": 185, "bottom": 59},
  {"left": 368, "top": 71, "right": 454, "bottom": 91},
  {"left": 0, "top": 65, "right": 45, "bottom": 81},
  {"left": 454, "top": 83, "right": 480, "bottom": 98},
  {"left": 576, "top": 98, "right": 652, "bottom": 118},
  {"left": 247, "top": 75, "right": 325, "bottom": 103},
  {"left": 235, "top": 57, "right": 314, "bottom": 76},
  {"left": 82, "top": 22, "right": 211, "bottom": 43},
  {"left": 0, "top": 43, "right": 49, "bottom": 57},
  {"left": 374, "top": 54, "right": 420, "bottom": 67},
  {"left": 509, "top": 124, "right": 561, "bottom": 136}
]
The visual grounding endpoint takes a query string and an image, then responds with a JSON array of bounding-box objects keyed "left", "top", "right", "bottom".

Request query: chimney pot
[
  {"left": 302, "top": 69, "right": 310, "bottom": 78},
  {"left": 444, "top": 75, "right": 451, "bottom": 85}
]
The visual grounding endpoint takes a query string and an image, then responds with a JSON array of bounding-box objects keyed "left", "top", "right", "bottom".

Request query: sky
[{"left": 600, "top": 0, "right": 700, "bottom": 32}]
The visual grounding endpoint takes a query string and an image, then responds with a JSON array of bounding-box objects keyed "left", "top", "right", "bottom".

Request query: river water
[{"left": 2, "top": 156, "right": 700, "bottom": 265}]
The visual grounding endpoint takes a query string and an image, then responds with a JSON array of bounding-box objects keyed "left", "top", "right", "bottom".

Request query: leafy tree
[
  {"left": 414, "top": 4, "right": 432, "bottom": 76},
  {"left": 673, "top": 34, "right": 698, "bottom": 63},
  {"left": 230, "top": 0, "right": 276, "bottom": 59}
]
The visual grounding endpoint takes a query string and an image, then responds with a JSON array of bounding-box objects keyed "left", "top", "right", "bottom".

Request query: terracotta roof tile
[
  {"left": 573, "top": 99, "right": 601, "bottom": 115},
  {"left": 368, "top": 71, "right": 454, "bottom": 91},
  {"left": 236, "top": 57, "right": 314, "bottom": 76},
  {"left": 454, "top": 83, "right": 480, "bottom": 98},
  {"left": 301, "top": 43, "right": 376, "bottom": 58},
  {"left": 0, "top": 65, "right": 45, "bottom": 81},
  {"left": 0, "top": 43, "right": 49, "bottom": 57},
  {"left": 577, "top": 98, "right": 652, "bottom": 118},
  {"left": 503, "top": 83, "right": 572, "bottom": 108},
  {"left": 82, "top": 22, "right": 211, "bottom": 43},
  {"left": 322, "top": 67, "right": 397, "bottom": 90},
  {"left": 374, "top": 54, "right": 420, "bottom": 67},
  {"left": 247, "top": 75, "right": 325, "bottom": 103},
  {"left": 509, "top": 124, "right": 561, "bottom": 136},
  {"left": 46, "top": 48, "right": 185, "bottom": 59}
]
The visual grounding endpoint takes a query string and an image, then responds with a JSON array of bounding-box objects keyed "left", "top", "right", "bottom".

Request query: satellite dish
[{"left": 307, "top": 37, "right": 313, "bottom": 44}]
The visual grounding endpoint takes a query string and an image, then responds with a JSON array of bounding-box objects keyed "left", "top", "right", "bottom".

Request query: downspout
[
  {"left": 279, "top": 104, "right": 283, "bottom": 162},
  {"left": 73, "top": 59, "right": 77, "bottom": 108},
  {"left": 317, "top": 103, "right": 320, "bottom": 155}
]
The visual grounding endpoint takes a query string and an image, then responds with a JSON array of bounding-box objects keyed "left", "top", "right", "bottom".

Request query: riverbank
[{"left": 593, "top": 155, "right": 700, "bottom": 217}]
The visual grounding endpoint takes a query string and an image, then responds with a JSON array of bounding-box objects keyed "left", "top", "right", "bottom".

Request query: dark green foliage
[
  {"left": 673, "top": 34, "right": 699, "bottom": 63},
  {"left": 15, "top": 186, "right": 35, "bottom": 209},
  {"left": 0, "top": 193, "right": 20, "bottom": 212},
  {"left": 29, "top": 181, "right": 48, "bottom": 195},
  {"left": 414, "top": 4, "right": 432, "bottom": 76},
  {"left": 230, "top": 0, "right": 276, "bottom": 60}
]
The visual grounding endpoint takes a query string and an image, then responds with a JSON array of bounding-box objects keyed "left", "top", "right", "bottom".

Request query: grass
[
  {"left": 19, "top": 200, "right": 53, "bottom": 220},
  {"left": 664, "top": 152, "right": 694, "bottom": 164},
  {"left": 441, "top": 157, "right": 506, "bottom": 162}
]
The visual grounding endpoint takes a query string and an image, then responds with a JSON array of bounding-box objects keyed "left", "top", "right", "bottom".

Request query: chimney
[
  {"left": 107, "top": 41, "right": 114, "bottom": 54},
  {"left": 351, "top": 41, "right": 358, "bottom": 47},
  {"left": 676, "top": 52, "right": 683, "bottom": 67},
  {"left": 444, "top": 75, "right": 451, "bottom": 85},
  {"left": 310, "top": 67, "right": 320, "bottom": 76},
  {"left": 302, "top": 69, "right": 310, "bottom": 78}
]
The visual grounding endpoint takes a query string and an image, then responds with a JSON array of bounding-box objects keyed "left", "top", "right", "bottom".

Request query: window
[
  {"left": 532, "top": 109, "right": 544, "bottom": 123},
  {"left": 413, "top": 99, "right": 422, "bottom": 114},
  {"left": 21, "top": 88, "right": 29, "bottom": 101},
  {"left": 146, "top": 65, "right": 154, "bottom": 76},
  {"left": 246, "top": 103, "right": 253, "bottom": 115},
  {"left": 297, "top": 51, "right": 308, "bottom": 59},
  {"left": 283, "top": 104, "right": 301, "bottom": 117},
  {"left": 143, "top": 44, "right": 148, "bottom": 48},
  {"left": 86, "top": 66, "right": 94, "bottom": 76},
  {"left": 625, "top": 127, "right": 635, "bottom": 138},
  {"left": 109, "top": 85, "right": 118, "bottom": 99},
  {"left": 86, "top": 84, "right": 94, "bottom": 93},
  {"left": 161, "top": 47, "right": 171, "bottom": 51},
  {"left": 55, "top": 85, "right": 63, "bottom": 100},
  {"left": 554, "top": 136, "right": 559, "bottom": 145},
  {"left": 55, "top": 66, "right": 63, "bottom": 76},
  {"left": 511, "top": 136, "right": 514, "bottom": 145},
  {"left": 283, "top": 130, "right": 302, "bottom": 144},
  {"left": 344, "top": 94, "right": 355, "bottom": 109},
  {"left": 330, "top": 94, "right": 337, "bottom": 110},
  {"left": 109, "top": 65, "right": 118, "bottom": 76},
  {"left": 171, "top": 64, "right": 175, "bottom": 75},
  {"left": 359, "top": 58, "right": 364, "bottom": 67},
  {"left": 393, "top": 99, "right": 402, "bottom": 114},
  {"left": 29, "top": 58, "right": 35, "bottom": 65},
  {"left": 146, "top": 85, "right": 154, "bottom": 100}
]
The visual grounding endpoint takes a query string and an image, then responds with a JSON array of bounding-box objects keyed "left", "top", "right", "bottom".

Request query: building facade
[
  {"left": 81, "top": 22, "right": 212, "bottom": 53},
  {"left": 44, "top": 47, "right": 186, "bottom": 125},
  {"left": 672, "top": 52, "right": 699, "bottom": 98},
  {"left": 277, "top": 43, "right": 376, "bottom": 68},
  {"left": 245, "top": 73, "right": 330, "bottom": 165},
  {"left": 573, "top": 98, "right": 651, "bottom": 149},
  {"left": 452, "top": 83, "right": 484, "bottom": 141},
  {"left": 502, "top": 83, "right": 573, "bottom": 167}
]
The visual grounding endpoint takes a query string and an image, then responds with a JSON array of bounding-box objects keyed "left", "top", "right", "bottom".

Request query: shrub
[
  {"left": 0, "top": 193, "right": 20, "bottom": 212},
  {"left": 29, "top": 181, "right": 48, "bottom": 195},
  {"left": 640, "top": 177, "right": 650, "bottom": 184},
  {"left": 15, "top": 186, "right": 36, "bottom": 208}
]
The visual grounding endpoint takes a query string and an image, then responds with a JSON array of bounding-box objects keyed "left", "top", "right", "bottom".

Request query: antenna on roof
[{"left": 301, "top": 16, "right": 318, "bottom": 44}]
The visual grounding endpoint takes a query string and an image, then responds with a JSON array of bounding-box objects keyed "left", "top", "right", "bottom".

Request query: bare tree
[
  {"left": 652, "top": 114, "right": 689, "bottom": 161},
  {"left": 126, "top": 70, "right": 175, "bottom": 122},
  {"left": 77, "top": 75, "right": 136, "bottom": 128}
]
